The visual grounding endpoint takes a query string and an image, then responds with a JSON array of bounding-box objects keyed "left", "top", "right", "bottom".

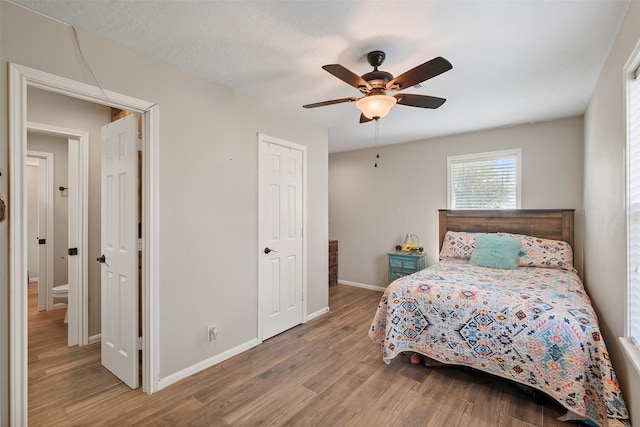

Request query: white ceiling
[{"left": 12, "top": 0, "right": 630, "bottom": 153}]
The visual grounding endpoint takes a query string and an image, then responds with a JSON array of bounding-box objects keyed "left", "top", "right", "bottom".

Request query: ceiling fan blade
[
  {"left": 359, "top": 113, "right": 373, "bottom": 123},
  {"left": 303, "top": 97, "right": 358, "bottom": 109},
  {"left": 323, "top": 64, "right": 372, "bottom": 91},
  {"left": 394, "top": 93, "right": 446, "bottom": 109},
  {"left": 387, "top": 57, "right": 452, "bottom": 91}
]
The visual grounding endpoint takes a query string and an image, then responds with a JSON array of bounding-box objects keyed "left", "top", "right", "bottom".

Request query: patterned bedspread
[{"left": 369, "top": 260, "right": 629, "bottom": 427}]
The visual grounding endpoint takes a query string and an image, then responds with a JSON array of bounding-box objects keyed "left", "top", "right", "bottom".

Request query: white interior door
[
  {"left": 27, "top": 151, "right": 54, "bottom": 313},
  {"left": 100, "top": 115, "right": 139, "bottom": 389},
  {"left": 259, "top": 135, "right": 304, "bottom": 340},
  {"left": 36, "top": 157, "right": 48, "bottom": 312},
  {"left": 67, "top": 138, "right": 80, "bottom": 347}
]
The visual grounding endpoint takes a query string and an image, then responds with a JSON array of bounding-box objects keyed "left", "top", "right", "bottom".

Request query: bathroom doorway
[
  {"left": 27, "top": 123, "right": 88, "bottom": 348},
  {"left": 26, "top": 150, "right": 63, "bottom": 317}
]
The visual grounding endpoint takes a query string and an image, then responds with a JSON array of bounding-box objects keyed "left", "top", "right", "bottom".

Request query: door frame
[
  {"left": 8, "top": 63, "right": 161, "bottom": 425},
  {"left": 26, "top": 150, "right": 53, "bottom": 312},
  {"left": 28, "top": 123, "right": 89, "bottom": 347},
  {"left": 256, "top": 133, "right": 308, "bottom": 342}
]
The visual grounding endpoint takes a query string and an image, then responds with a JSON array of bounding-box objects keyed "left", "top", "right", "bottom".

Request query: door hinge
[
  {"left": 137, "top": 138, "right": 143, "bottom": 151},
  {"left": 137, "top": 238, "right": 142, "bottom": 251}
]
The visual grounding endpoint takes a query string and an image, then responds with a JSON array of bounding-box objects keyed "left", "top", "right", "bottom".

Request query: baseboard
[
  {"left": 306, "top": 306, "right": 329, "bottom": 322},
  {"left": 88, "top": 334, "right": 101, "bottom": 344},
  {"left": 157, "top": 338, "right": 260, "bottom": 391},
  {"left": 29, "top": 277, "right": 38, "bottom": 283},
  {"left": 338, "top": 280, "right": 386, "bottom": 292}
]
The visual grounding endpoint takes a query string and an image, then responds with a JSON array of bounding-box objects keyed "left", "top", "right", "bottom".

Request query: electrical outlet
[{"left": 207, "top": 324, "right": 218, "bottom": 341}]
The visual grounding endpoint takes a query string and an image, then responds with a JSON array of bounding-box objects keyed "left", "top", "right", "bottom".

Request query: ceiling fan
[{"left": 303, "top": 50, "right": 452, "bottom": 123}]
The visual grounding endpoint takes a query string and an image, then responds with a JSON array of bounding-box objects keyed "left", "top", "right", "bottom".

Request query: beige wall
[
  {"left": 0, "top": 1, "right": 328, "bottom": 415},
  {"left": 329, "top": 116, "right": 584, "bottom": 288},
  {"left": 584, "top": 0, "right": 640, "bottom": 422},
  {"left": 27, "top": 93, "right": 110, "bottom": 335}
]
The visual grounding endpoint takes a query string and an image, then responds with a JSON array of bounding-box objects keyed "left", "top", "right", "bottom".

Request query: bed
[{"left": 369, "top": 209, "right": 629, "bottom": 427}]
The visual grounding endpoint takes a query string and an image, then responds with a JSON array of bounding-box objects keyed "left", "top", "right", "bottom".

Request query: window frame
[
  {"left": 622, "top": 42, "right": 640, "bottom": 376},
  {"left": 447, "top": 148, "right": 522, "bottom": 210}
]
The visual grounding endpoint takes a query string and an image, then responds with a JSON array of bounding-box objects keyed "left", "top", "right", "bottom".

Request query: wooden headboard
[{"left": 438, "top": 209, "right": 575, "bottom": 250}]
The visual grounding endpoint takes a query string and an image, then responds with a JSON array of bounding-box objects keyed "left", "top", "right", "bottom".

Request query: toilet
[{"left": 51, "top": 284, "right": 69, "bottom": 323}]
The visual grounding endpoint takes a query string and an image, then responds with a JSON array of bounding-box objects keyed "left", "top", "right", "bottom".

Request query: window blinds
[
  {"left": 449, "top": 152, "right": 518, "bottom": 209},
  {"left": 628, "top": 65, "right": 640, "bottom": 344}
]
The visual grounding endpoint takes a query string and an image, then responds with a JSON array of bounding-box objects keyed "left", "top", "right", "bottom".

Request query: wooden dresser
[{"left": 329, "top": 240, "right": 338, "bottom": 285}]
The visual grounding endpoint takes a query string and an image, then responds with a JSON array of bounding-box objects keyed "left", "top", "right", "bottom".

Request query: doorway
[
  {"left": 27, "top": 124, "right": 89, "bottom": 348},
  {"left": 8, "top": 63, "right": 160, "bottom": 425}
]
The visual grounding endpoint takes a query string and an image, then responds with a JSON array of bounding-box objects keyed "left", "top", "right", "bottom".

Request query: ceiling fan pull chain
[{"left": 374, "top": 119, "right": 380, "bottom": 168}]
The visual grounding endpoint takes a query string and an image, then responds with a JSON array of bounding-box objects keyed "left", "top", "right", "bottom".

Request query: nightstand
[{"left": 388, "top": 252, "right": 427, "bottom": 283}]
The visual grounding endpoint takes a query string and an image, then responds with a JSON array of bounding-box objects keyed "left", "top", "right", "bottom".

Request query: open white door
[
  {"left": 100, "top": 115, "right": 139, "bottom": 389},
  {"left": 67, "top": 138, "right": 80, "bottom": 347},
  {"left": 36, "top": 156, "right": 49, "bottom": 312},
  {"left": 259, "top": 134, "right": 305, "bottom": 340},
  {"left": 27, "top": 150, "right": 54, "bottom": 313}
]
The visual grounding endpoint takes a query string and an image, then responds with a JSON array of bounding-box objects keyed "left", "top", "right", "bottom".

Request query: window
[
  {"left": 624, "top": 56, "right": 640, "bottom": 374},
  {"left": 447, "top": 149, "right": 521, "bottom": 209}
]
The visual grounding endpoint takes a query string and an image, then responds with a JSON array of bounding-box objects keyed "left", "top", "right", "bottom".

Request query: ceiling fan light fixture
[{"left": 356, "top": 94, "right": 397, "bottom": 120}]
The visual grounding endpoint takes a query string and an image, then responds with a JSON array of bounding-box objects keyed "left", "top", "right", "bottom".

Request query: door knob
[
  {"left": 264, "top": 247, "right": 277, "bottom": 254},
  {"left": 97, "top": 254, "right": 106, "bottom": 263}
]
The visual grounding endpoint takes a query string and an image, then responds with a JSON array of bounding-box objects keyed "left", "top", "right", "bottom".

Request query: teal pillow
[{"left": 469, "top": 234, "right": 520, "bottom": 270}]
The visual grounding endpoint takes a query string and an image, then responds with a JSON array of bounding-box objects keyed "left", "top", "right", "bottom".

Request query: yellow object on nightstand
[{"left": 401, "top": 243, "right": 419, "bottom": 252}]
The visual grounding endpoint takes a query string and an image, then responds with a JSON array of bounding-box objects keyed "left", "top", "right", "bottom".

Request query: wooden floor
[{"left": 28, "top": 283, "right": 573, "bottom": 426}]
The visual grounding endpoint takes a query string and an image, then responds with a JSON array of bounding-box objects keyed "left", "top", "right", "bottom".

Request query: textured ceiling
[{"left": 12, "top": 0, "right": 630, "bottom": 153}]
